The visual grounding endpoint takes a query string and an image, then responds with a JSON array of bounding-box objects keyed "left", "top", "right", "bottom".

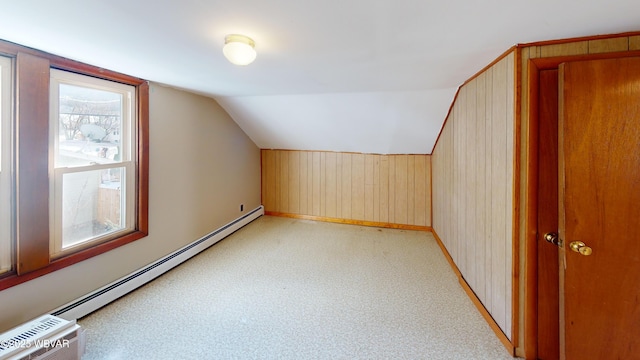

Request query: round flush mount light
[{"left": 223, "top": 34, "right": 257, "bottom": 66}]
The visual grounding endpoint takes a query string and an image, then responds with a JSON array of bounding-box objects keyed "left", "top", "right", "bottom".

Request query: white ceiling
[{"left": 1, "top": 0, "right": 638, "bottom": 154}]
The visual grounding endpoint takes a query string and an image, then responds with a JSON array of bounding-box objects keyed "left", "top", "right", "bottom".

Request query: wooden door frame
[{"left": 523, "top": 50, "right": 640, "bottom": 359}]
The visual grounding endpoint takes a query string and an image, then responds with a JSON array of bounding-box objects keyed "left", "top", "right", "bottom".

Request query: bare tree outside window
[
  {"left": 51, "top": 75, "right": 134, "bottom": 255},
  {"left": 60, "top": 85, "right": 121, "bottom": 133}
]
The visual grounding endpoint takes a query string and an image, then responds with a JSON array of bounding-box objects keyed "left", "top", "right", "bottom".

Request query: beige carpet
[{"left": 79, "top": 215, "right": 514, "bottom": 359}]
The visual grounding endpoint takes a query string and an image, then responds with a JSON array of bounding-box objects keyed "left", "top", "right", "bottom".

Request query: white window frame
[
  {"left": 49, "top": 69, "right": 137, "bottom": 257},
  {"left": 0, "top": 55, "right": 13, "bottom": 274}
]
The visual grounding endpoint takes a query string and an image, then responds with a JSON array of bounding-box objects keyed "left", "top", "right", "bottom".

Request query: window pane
[
  {"left": 61, "top": 167, "right": 126, "bottom": 249},
  {"left": 50, "top": 69, "right": 136, "bottom": 256},
  {"left": 0, "top": 56, "right": 12, "bottom": 274},
  {"left": 57, "top": 84, "right": 123, "bottom": 168}
]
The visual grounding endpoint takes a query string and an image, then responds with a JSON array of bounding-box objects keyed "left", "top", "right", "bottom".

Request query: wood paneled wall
[
  {"left": 432, "top": 51, "right": 516, "bottom": 340},
  {"left": 261, "top": 150, "right": 431, "bottom": 228}
]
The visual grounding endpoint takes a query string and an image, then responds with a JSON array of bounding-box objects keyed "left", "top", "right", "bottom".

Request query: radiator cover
[{"left": 0, "top": 315, "right": 85, "bottom": 360}]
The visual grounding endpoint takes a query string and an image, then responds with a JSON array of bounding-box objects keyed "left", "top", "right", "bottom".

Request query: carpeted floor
[{"left": 79, "top": 215, "right": 515, "bottom": 359}]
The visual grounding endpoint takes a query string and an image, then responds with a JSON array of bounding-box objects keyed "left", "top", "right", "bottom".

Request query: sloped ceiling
[{"left": 1, "top": 0, "right": 638, "bottom": 154}]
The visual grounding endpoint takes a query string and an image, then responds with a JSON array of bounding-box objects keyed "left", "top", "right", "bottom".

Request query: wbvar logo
[{"left": 1, "top": 338, "right": 71, "bottom": 349}]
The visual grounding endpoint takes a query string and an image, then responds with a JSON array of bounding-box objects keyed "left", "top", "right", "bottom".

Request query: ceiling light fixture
[{"left": 223, "top": 34, "right": 257, "bottom": 66}]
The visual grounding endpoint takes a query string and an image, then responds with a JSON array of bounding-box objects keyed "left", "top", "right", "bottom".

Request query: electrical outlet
[{"left": 240, "top": 204, "right": 244, "bottom": 211}]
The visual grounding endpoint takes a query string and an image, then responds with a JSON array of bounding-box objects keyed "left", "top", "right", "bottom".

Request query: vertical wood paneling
[
  {"left": 475, "top": 71, "right": 487, "bottom": 303},
  {"left": 425, "top": 156, "right": 431, "bottom": 226},
  {"left": 431, "top": 52, "right": 515, "bottom": 340},
  {"left": 262, "top": 150, "right": 276, "bottom": 211},
  {"left": 491, "top": 57, "right": 508, "bottom": 330},
  {"left": 407, "top": 155, "right": 415, "bottom": 225},
  {"left": 441, "top": 113, "right": 452, "bottom": 263},
  {"left": 373, "top": 155, "right": 381, "bottom": 222},
  {"left": 631, "top": 36, "right": 640, "bottom": 50},
  {"left": 540, "top": 42, "right": 588, "bottom": 57},
  {"left": 414, "top": 156, "right": 427, "bottom": 226},
  {"left": 466, "top": 80, "right": 477, "bottom": 293},
  {"left": 341, "top": 153, "right": 352, "bottom": 219},
  {"left": 311, "top": 152, "right": 321, "bottom": 216},
  {"left": 325, "top": 152, "right": 337, "bottom": 218},
  {"left": 280, "top": 151, "right": 289, "bottom": 213},
  {"left": 365, "top": 154, "right": 375, "bottom": 221},
  {"left": 588, "top": 38, "right": 628, "bottom": 53},
  {"left": 351, "top": 153, "right": 365, "bottom": 220},
  {"left": 388, "top": 156, "right": 396, "bottom": 224},
  {"left": 262, "top": 150, "right": 430, "bottom": 227},
  {"left": 394, "top": 155, "right": 408, "bottom": 225},
  {"left": 379, "top": 156, "right": 389, "bottom": 223},
  {"left": 505, "top": 52, "right": 515, "bottom": 332},
  {"left": 306, "top": 152, "right": 313, "bottom": 215},
  {"left": 484, "top": 65, "right": 495, "bottom": 317},
  {"left": 336, "top": 153, "right": 343, "bottom": 219},
  {"left": 274, "top": 151, "right": 282, "bottom": 211},
  {"left": 299, "top": 151, "right": 309, "bottom": 214},
  {"left": 288, "top": 151, "right": 300, "bottom": 214},
  {"left": 452, "top": 87, "right": 468, "bottom": 274},
  {"left": 320, "top": 152, "right": 326, "bottom": 216}
]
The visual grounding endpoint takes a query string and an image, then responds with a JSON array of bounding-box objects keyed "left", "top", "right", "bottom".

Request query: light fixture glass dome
[{"left": 223, "top": 34, "right": 257, "bottom": 66}]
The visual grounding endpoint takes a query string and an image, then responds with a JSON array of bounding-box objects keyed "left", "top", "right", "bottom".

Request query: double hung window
[
  {"left": 0, "top": 40, "right": 148, "bottom": 290},
  {"left": 50, "top": 70, "right": 137, "bottom": 257}
]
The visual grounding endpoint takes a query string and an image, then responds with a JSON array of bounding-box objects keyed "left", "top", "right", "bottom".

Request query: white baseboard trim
[{"left": 51, "top": 206, "right": 264, "bottom": 321}]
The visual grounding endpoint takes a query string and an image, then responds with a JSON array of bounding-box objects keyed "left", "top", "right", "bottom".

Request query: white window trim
[
  {"left": 49, "top": 69, "right": 137, "bottom": 257},
  {"left": 0, "top": 55, "right": 13, "bottom": 274}
]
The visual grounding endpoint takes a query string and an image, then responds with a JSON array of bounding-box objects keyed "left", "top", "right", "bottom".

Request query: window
[
  {"left": 50, "top": 70, "right": 136, "bottom": 257},
  {"left": 0, "top": 55, "right": 12, "bottom": 275},
  {"left": 0, "top": 41, "right": 148, "bottom": 290}
]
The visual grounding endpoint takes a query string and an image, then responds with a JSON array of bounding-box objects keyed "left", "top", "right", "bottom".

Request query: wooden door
[
  {"left": 558, "top": 57, "right": 640, "bottom": 359},
  {"left": 537, "top": 69, "right": 559, "bottom": 359}
]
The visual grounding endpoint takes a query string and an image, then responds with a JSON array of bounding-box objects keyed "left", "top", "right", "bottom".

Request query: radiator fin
[
  {"left": 0, "top": 317, "right": 63, "bottom": 352},
  {"left": 0, "top": 315, "right": 78, "bottom": 359}
]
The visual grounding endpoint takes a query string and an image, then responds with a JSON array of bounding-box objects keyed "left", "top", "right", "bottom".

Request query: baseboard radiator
[
  {"left": 0, "top": 315, "right": 85, "bottom": 360},
  {"left": 51, "top": 206, "right": 264, "bottom": 321}
]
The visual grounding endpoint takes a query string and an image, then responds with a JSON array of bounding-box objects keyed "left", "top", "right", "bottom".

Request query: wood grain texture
[
  {"left": 379, "top": 156, "right": 389, "bottom": 223},
  {"left": 16, "top": 52, "right": 51, "bottom": 275},
  {"left": 325, "top": 152, "right": 337, "bottom": 218},
  {"left": 312, "top": 152, "right": 321, "bottom": 216},
  {"left": 288, "top": 151, "right": 300, "bottom": 214},
  {"left": 299, "top": 152, "right": 309, "bottom": 214},
  {"left": 506, "top": 51, "right": 517, "bottom": 343},
  {"left": 588, "top": 37, "right": 629, "bottom": 53},
  {"left": 560, "top": 57, "right": 640, "bottom": 360},
  {"left": 372, "top": 155, "right": 380, "bottom": 222},
  {"left": 432, "top": 52, "right": 516, "bottom": 341},
  {"left": 432, "top": 229, "right": 515, "bottom": 356},
  {"left": 519, "top": 33, "right": 640, "bottom": 358},
  {"left": 540, "top": 42, "right": 588, "bottom": 58},
  {"left": 352, "top": 153, "right": 365, "bottom": 221},
  {"left": 388, "top": 156, "right": 396, "bottom": 224},
  {"left": 135, "top": 81, "right": 150, "bottom": 236},
  {"left": 364, "top": 154, "right": 375, "bottom": 221},
  {"left": 279, "top": 151, "right": 289, "bottom": 213},
  {"left": 262, "top": 150, "right": 431, "bottom": 227},
  {"left": 537, "top": 69, "right": 560, "bottom": 360}
]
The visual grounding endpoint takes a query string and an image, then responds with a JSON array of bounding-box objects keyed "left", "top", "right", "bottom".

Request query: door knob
[
  {"left": 569, "top": 241, "right": 593, "bottom": 256},
  {"left": 544, "top": 232, "right": 562, "bottom": 247}
]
